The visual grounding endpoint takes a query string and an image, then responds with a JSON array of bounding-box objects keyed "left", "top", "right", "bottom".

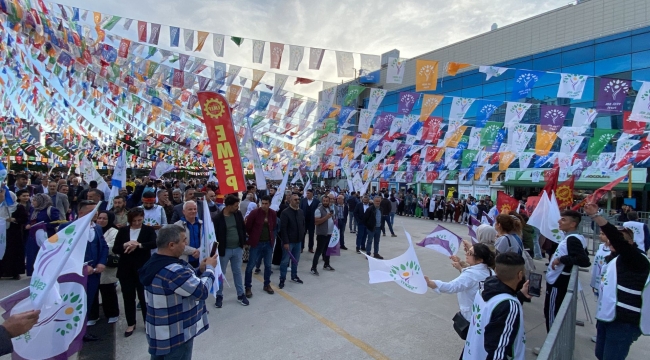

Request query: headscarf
[
  {"left": 98, "top": 210, "right": 116, "bottom": 234},
  {"left": 477, "top": 224, "right": 497, "bottom": 245},
  {"left": 245, "top": 202, "right": 257, "bottom": 220},
  {"left": 31, "top": 193, "right": 53, "bottom": 220}
]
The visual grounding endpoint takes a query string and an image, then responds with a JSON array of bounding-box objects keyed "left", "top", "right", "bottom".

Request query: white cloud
[{"left": 56, "top": 0, "right": 570, "bottom": 98}]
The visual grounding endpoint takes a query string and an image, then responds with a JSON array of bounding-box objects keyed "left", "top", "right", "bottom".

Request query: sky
[{"left": 55, "top": 0, "right": 572, "bottom": 99}]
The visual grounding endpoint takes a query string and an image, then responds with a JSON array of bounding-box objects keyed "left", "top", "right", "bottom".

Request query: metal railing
[{"left": 537, "top": 267, "right": 580, "bottom": 360}]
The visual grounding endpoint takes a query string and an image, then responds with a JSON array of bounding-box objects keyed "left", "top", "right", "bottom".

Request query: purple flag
[
  {"left": 373, "top": 112, "right": 396, "bottom": 134},
  {"left": 287, "top": 249, "right": 298, "bottom": 264},
  {"left": 481, "top": 212, "right": 494, "bottom": 226},
  {"left": 326, "top": 241, "right": 340, "bottom": 256},
  {"left": 540, "top": 105, "right": 569, "bottom": 132},
  {"left": 596, "top": 78, "right": 631, "bottom": 113},
  {"left": 467, "top": 225, "right": 478, "bottom": 244},
  {"left": 394, "top": 143, "right": 410, "bottom": 162},
  {"left": 0, "top": 272, "right": 88, "bottom": 360},
  {"left": 469, "top": 215, "right": 481, "bottom": 227},
  {"left": 417, "top": 225, "right": 463, "bottom": 257},
  {"left": 397, "top": 92, "right": 419, "bottom": 115}
]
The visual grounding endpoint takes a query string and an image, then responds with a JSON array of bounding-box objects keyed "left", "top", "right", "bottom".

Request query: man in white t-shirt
[{"left": 311, "top": 195, "right": 335, "bottom": 275}]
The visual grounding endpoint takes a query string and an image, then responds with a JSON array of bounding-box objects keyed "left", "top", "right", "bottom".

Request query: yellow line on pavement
[{"left": 253, "top": 275, "right": 390, "bottom": 360}]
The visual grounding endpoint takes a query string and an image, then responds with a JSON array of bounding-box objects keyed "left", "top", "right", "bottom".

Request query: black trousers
[
  {"left": 337, "top": 219, "right": 346, "bottom": 247},
  {"left": 119, "top": 275, "right": 146, "bottom": 327},
  {"left": 312, "top": 235, "right": 331, "bottom": 269},
  {"left": 543, "top": 277, "right": 569, "bottom": 332},
  {"left": 304, "top": 223, "right": 315, "bottom": 250},
  {"left": 89, "top": 283, "right": 120, "bottom": 320}
]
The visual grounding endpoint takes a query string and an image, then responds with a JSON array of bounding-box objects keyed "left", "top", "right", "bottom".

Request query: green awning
[{"left": 501, "top": 180, "right": 646, "bottom": 191}]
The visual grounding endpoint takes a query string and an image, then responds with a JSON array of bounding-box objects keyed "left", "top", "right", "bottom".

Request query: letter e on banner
[{"left": 198, "top": 92, "right": 246, "bottom": 194}]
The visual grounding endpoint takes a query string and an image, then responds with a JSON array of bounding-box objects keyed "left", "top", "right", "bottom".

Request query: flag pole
[{"left": 627, "top": 168, "right": 632, "bottom": 199}]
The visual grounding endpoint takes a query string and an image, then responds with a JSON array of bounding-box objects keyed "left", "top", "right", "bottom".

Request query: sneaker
[
  {"left": 308, "top": 249, "right": 314, "bottom": 253},
  {"left": 323, "top": 265, "right": 335, "bottom": 271},
  {"left": 340, "top": 246, "right": 348, "bottom": 250},
  {"left": 533, "top": 347, "right": 541, "bottom": 355},
  {"left": 374, "top": 254, "right": 384, "bottom": 259},
  {"left": 215, "top": 296, "right": 223, "bottom": 308},
  {"left": 279, "top": 280, "right": 285, "bottom": 289},
  {"left": 591, "top": 336, "right": 597, "bottom": 343},
  {"left": 356, "top": 249, "right": 361, "bottom": 254},
  {"left": 87, "top": 318, "right": 99, "bottom": 326},
  {"left": 291, "top": 277, "right": 303, "bottom": 284},
  {"left": 391, "top": 234, "right": 397, "bottom": 237},
  {"left": 310, "top": 269, "right": 319, "bottom": 276},
  {"left": 238, "top": 295, "right": 250, "bottom": 306},
  {"left": 108, "top": 317, "right": 119, "bottom": 324},
  {"left": 245, "top": 287, "right": 253, "bottom": 298},
  {"left": 254, "top": 268, "right": 261, "bottom": 274}
]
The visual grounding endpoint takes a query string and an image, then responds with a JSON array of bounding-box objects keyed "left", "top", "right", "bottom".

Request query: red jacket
[{"left": 245, "top": 207, "right": 277, "bottom": 247}]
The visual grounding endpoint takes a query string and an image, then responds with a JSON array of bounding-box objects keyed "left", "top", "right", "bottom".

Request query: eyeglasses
[{"left": 467, "top": 251, "right": 474, "bottom": 256}]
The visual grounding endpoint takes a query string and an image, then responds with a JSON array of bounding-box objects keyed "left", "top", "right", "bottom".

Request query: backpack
[{"left": 505, "top": 234, "right": 536, "bottom": 276}]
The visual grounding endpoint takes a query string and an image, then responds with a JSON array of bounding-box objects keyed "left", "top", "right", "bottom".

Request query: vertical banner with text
[{"left": 198, "top": 92, "right": 246, "bottom": 194}]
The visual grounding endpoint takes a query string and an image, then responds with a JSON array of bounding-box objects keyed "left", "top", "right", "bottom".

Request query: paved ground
[{"left": 1, "top": 215, "right": 649, "bottom": 359}]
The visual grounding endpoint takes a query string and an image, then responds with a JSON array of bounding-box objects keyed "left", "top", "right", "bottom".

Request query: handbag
[
  {"left": 452, "top": 311, "right": 470, "bottom": 340},
  {"left": 106, "top": 254, "right": 120, "bottom": 268}
]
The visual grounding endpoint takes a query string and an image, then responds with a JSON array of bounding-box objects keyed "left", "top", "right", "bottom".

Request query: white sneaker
[
  {"left": 87, "top": 319, "right": 99, "bottom": 326},
  {"left": 591, "top": 336, "right": 597, "bottom": 343},
  {"left": 108, "top": 317, "right": 119, "bottom": 324},
  {"left": 533, "top": 347, "right": 541, "bottom": 355}
]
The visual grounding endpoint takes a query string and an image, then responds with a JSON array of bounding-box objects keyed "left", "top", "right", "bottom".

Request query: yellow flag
[
  {"left": 195, "top": 31, "right": 209, "bottom": 51},
  {"left": 491, "top": 172, "right": 502, "bottom": 182},
  {"left": 226, "top": 85, "right": 242, "bottom": 105},
  {"left": 499, "top": 151, "right": 516, "bottom": 171},
  {"left": 474, "top": 167, "right": 484, "bottom": 181},
  {"left": 415, "top": 60, "right": 438, "bottom": 92},
  {"left": 250, "top": 69, "right": 266, "bottom": 91},
  {"left": 535, "top": 125, "right": 558, "bottom": 156},
  {"left": 420, "top": 94, "right": 443, "bottom": 121},
  {"left": 446, "top": 62, "right": 471, "bottom": 76},
  {"left": 444, "top": 126, "right": 467, "bottom": 148}
]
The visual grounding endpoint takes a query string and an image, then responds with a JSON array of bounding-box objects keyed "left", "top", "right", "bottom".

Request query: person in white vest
[
  {"left": 140, "top": 191, "right": 168, "bottom": 233},
  {"left": 584, "top": 203, "right": 650, "bottom": 360},
  {"left": 543, "top": 210, "right": 591, "bottom": 332},
  {"left": 623, "top": 211, "right": 650, "bottom": 253},
  {"left": 463, "top": 252, "right": 531, "bottom": 360}
]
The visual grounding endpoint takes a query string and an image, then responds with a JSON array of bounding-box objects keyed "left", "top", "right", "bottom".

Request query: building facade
[{"left": 329, "top": 0, "right": 650, "bottom": 209}]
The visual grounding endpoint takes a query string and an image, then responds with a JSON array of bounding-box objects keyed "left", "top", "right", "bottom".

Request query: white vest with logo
[
  {"left": 546, "top": 233, "right": 587, "bottom": 285},
  {"left": 596, "top": 256, "right": 650, "bottom": 335},
  {"left": 142, "top": 205, "right": 165, "bottom": 227},
  {"left": 463, "top": 292, "right": 525, "bottom": 360}
]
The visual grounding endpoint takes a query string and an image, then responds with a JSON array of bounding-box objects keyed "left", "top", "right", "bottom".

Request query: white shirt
[
  {"left": 130, "top": 228, "right": 141, "bottom": 241},
  {"left": 307, "top": 199, "right": 313, "bottom": 206},
  {"left": 433, "top": 263, "right": 493, "bottom": 320}
]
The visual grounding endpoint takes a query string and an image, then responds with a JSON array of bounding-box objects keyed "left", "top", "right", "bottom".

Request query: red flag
[
  {"left": 294, "top": 78, "right": 314, "bottom": 85},
  {"left": 571, "top": 172, "right": 628, "bottom": 210},
  {"left": 197, "top": 92, "right": 246, "bottom": 194},
  {"left": 541, "top": 164, "right": 559, "bottom": 198},
  {"left": 555, "top": 176, "right": 575, "bottom": 209},
  {"left": 497, "top": 191, "right": 519, "bottom": 214}
]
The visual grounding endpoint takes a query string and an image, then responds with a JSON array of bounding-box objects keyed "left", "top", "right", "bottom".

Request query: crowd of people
[{"left": 0, "top": 169, "right": 648, "bottom": 359}]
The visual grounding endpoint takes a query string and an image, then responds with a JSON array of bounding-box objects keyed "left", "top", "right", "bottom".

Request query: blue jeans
[
  {"left": 280, "top": 242, "right": 301, "bottom": 281},
  {"left": 366, "top": 227, "right": 381, "bottom": 255},
  {"left": 356, "top": 224, "right": 367, "bottom": 250},
  {"left": 337, "top": 219, "right": 346, "bottom": 247},
  {"left": 349, "top": 215, "right": 357, "bottom": 232},
  {"left": 216, "top": 247, "right": 244, "bottom": 297},
  {"left": 595, "top": 320, "right": 642, "bottom": 360},
  {"left": 381, "top": 215, "right": 395, "bottom": 235},
  {"left": 245, "top": 241, "right": 272, "bottom": 287},
  {"left": 150, "top": 338, "right": 193, "bottom": 360},
  {"left": 532, "top": 227, "right": 543, "bottom": 259},
  {"left": 423, "top": 207, "right": 428, "bottom": 218},
  {"left": 389, "top": 212, "right": 395, "bottom": 226}
]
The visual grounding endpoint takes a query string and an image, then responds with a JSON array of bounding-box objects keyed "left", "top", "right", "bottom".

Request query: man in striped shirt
[{"left": 139, "top": 225, "right": 217, "bottom": 359}]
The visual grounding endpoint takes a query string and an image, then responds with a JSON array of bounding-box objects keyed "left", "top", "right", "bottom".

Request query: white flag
[
  {"left": 504, "top": 102, "right": 532, "bottom": 126},
  {"left": 363, "top": 232, "right": 427, "bottom": 294},
  {"left": 368, "top": 89, "right": 387, "bottom": 113},
  {"left": 271, "top": 168, "right": 290, "bottom": 211},
  {"left": 288, "top": 45, "right": 304, "bottom": 71},
  {"left": 212, "top": 33, "right": 224, "bottom": 57},
  {"left": 107, "top": 150, "right": 127, "bottom": 210},
  {"left": 479, "top": 65, "right": 508, "bottom": 80},
  {"left": 572, "top": 108, "right": 598, "bottom": 127},
  {"left": 449, "top": 97, "right": 475, "bottom": 120},
  {"left": 252, "top": 40, "right": 265, "bottom": 63},
  {"left": 336, "top": 51, "right": 355, "bottom": 77},
  {"left": 30, "top": 205, "right": 98, "bottom": 309},
  {"left": 386, "top": 57, "right": 405, "bottom": 84},
  {"left": 201, "top": 198, "right": 221, "bottom": 292},
  {"left": 527, "top": 191, "right": 564, "bottom": 244},
  {"left": 273, "top": 74, "right": 288, "bottom": 101},
  {"left": 557, "top": 73, "right": 588, "bottom": 99},
  {"left": 630, "top": 81, "right": 650, "bottom": 122}
]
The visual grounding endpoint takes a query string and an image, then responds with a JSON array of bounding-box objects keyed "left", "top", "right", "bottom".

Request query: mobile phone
[
  {"left": 210, "top": 242, "right": 218, "bottom": 257},
  {"left": 528, "top": 272, "right": 543, "bottom": 297}
]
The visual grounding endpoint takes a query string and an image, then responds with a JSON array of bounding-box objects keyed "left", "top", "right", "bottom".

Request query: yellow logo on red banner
[{"left": 198, "top": 92, "right": 246, "bottom": 194}]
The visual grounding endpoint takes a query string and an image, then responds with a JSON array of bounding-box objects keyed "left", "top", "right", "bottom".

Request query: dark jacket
[
  {"left": 280, "top": 206, "right": 306, "bottom": 245},
  {"left": 299, "top": 197, "right": 320, "bottom": 225},
  {"left": 67, "top": 185, "right": 84, "bottom": 205},
  {"left": 59, "top": 222, "right": 108, "bottom": 268},
  {"left": 245, "top": 207, "right": 277, "bottom": 247},
  {"left": 479, "top": 276, "right": 530, "bottom": 359},
  {"left": 113, "top": 225, "right": 157, "bottom": 278},
  {"left": 380, "top": 198, "right": 391, "bottom": 216},
  {"left": 346, "top": 196, "right": 359, "bottom": 215},
  {"left": 557, "top": 233, "right": 591, "bottom": 272},
  {"left": 363, "top": 205, "right": 379, "bottom": 229},
  {"left": 353, "top": 202, "right": 370, "bottom": 223},
  {"left": 214, "top": 210, "right": 246, "bottom": 257}
]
